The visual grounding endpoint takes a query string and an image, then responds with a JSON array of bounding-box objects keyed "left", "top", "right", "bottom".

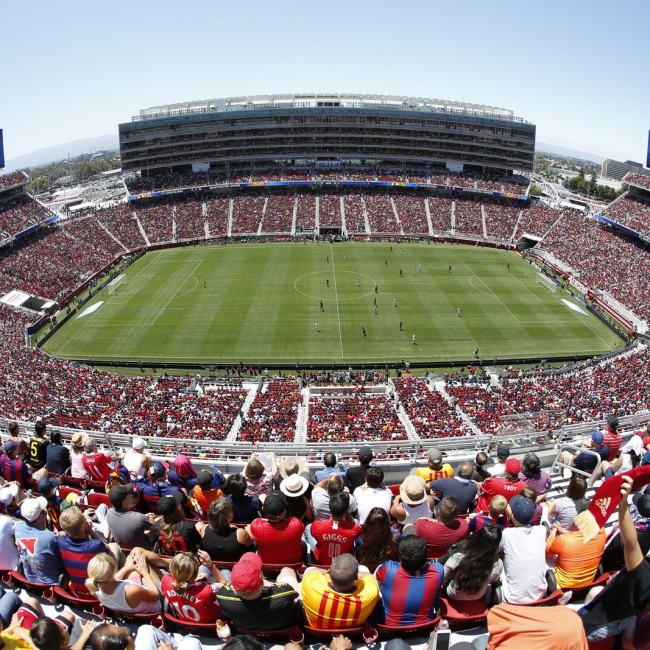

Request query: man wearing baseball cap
[
  {"left": 499, "top": 495, "right": 552, "bottom": 604},
  {"left": 413, "top": 448, "right": 454, "bottom": 483},
  {"left": 246, "top": 492, "right": 305, "bottom": 564},
  {"left": 566, "top": 432, "right": 610, "bottom": 474},
  {"left": 14, "top": 496, "right": 64, "bottom": 585},
  {"left": 488, "top": 444, "right": 511, "bottom": 478},
  {"left": 106, "top": 484, "right": 155, "bottom": 550},
  {"left": 0, "top": 439, "right": 32, "bottom": 490},
  {"left": 345, "top": 446, "right": 374, "bottom": 491},
  {"left": 215, "top": 552, "right": 300, "bottom": 631},
  {"left": 476, "top": 457, "right": 527, "bottom": 514}
]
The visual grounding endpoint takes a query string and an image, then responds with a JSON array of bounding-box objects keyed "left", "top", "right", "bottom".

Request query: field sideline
[{"left": 42, "top": 242, "right": 624, "bottom": 365}]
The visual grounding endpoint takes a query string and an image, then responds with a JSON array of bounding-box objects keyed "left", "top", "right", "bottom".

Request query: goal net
[
  {"left": 107, "top": 274, "right": 127, "bottom": 296},
  {"left": 535, "top": 272, "right": 557, "bottom": 293}
]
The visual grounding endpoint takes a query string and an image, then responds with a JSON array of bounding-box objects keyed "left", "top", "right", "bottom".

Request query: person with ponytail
[
  {"left": 85, "top": 551, "right": 162, "bottom": 615},
  {"left": 161, "top": 549, "right": 227, "bottom": 623}
]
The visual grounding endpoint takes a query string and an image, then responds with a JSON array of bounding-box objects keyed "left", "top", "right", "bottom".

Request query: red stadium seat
[
  {"left": 304, "top": 623, "right": 378, "bottom": 644},
  {"left": 439, "top": 596, "right": 489, "bottom": 629},
  {"left": 375, "top": 615, "right": 441, "bottom": 639}
]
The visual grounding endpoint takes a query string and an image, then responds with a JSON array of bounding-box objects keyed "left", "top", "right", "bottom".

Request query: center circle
[{"left": 294, "top": 270, "right": 378, "bottom": 301}]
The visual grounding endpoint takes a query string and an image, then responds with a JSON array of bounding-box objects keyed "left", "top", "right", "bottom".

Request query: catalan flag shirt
[{"left": 300, "top": 570, "right": 380, "bottom": 628}]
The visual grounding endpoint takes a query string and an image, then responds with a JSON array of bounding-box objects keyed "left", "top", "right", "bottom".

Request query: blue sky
[{"left": 2, "top": 0, "right": 649, "bottom": 164}]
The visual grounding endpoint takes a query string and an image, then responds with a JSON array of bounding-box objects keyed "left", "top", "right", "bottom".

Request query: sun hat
[
  {"left": 280, "top": 474, "right": 310, "bottom": 498},
  {"left": 279, "top": 456, "right": 309, "bottom": 479},
  {"left": 399, "top": 475, "right": 427, "bottom": 506}
]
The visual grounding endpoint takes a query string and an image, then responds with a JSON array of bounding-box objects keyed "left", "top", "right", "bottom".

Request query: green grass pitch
[{"left": 42, "top": 242, "right": 624, "bottom": 365}]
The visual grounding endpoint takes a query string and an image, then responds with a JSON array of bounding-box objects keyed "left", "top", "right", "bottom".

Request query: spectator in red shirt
[
  {"left": 475, "top": 458, "right": 527, "bottom": 513},
  {"left": 414, "top": 496, "right": 470, "bottom": 560},
  {"left": 309, "top": 492, "right": 361, "bottom": 566},
  {"left": 246, "top": 492, "right": 305, "bottom": 564},
  {"left": 81, "top": 440, "right": 114, "bottom": 482},
  {"left": 602, "top": 415, "right": 622, "bottom": 462}
]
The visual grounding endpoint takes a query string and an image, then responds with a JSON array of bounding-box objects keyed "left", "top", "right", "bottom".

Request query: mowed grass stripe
[{"left": 42, "top": 243, "right": 624, "bottom": 364}]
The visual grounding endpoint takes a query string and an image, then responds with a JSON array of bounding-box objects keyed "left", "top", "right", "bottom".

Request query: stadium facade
[{"left": 119, "top": 93, "right": 535, "bottom": 175}]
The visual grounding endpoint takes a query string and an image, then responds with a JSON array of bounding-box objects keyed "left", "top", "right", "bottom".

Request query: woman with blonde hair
[
  {"left": 85, "top": 551, "right": 162, "bottom": 614},
  {"left": 161, "top": 549, "right": 227, "bottom": 622}
]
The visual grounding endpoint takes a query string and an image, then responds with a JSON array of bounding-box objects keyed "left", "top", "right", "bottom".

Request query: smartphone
[{"left": 428, "top": 629, "right": 451, "bottom": 650}]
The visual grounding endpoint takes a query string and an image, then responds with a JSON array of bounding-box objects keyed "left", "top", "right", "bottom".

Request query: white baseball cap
[{"left": 21, "top": 496, "right": 48, "bottom": 522}]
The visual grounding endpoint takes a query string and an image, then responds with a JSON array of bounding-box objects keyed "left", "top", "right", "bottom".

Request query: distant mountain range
[
  {"left": 3, "top": 134, "right": 120, "bottom": 172},
  {"left": 3, "top": 135, "right": 605, "bottom": 172},
  {"left": 535, "top": 142, "right": 605, "bottom": 164}
]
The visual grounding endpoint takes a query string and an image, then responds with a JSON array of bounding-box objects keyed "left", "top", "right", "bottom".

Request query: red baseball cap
[
  {"left": 231, "top": 553, "right": 263, "bottom": 592},
  {"left": 505, "top": 458, "right": 521, "bottom": 474}
]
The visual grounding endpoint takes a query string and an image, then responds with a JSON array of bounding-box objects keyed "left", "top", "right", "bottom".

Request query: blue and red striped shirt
[{"left": 56, "top": 535, "right": 107, "bottom": 594}]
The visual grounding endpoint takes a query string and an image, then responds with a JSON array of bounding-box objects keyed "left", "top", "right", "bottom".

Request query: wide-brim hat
[
  {"left": 400, "top": 475, "right": 427, "bottom": 506},
  {"left": 279, "top": 456, "right": 309, "bottom": 479},
  {"left": 280, "top": 474, "right": 310, "bottom": 498}
]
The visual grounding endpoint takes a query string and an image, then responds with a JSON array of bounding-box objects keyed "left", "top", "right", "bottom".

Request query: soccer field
[{"left": 42, "top": 242, "right": 624, "bottom": 365}]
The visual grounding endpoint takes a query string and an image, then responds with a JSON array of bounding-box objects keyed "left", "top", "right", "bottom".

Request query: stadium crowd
[{"left": 604, "top": 194, "right": 650, "bottom": 238}]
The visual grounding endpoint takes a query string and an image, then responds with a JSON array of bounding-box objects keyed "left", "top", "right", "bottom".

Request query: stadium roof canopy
[{"left": 133, "top": 93, "right": 528, "bottom": 124}]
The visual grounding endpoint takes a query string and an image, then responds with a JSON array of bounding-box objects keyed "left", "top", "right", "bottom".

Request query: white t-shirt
[
  {"left": 122, "top": 449, "right": 150, "bottom": 479},
  {"left": 0, "top": 516, "right": 18, "bottom": 570},
  {"left": 70, "top": 448, "right": 87, "bottom": 478},
  {"left": 353, "top": 485, "right": 392, "bottom": 524},
  {"left": 499, "top": 518, "right": 549, "bottom": 604},
  {"left": 488, "top": 462, "right": 506, "bottom": 477}
]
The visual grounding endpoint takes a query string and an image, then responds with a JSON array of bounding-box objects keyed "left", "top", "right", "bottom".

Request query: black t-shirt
[
  {"left": 45, "top": 444, "right": 71, "bottom": 475},
  {"left": 345, "top": 465, "right": 370, "bottom": 491},
  {"left": 29, "top": 435, "right": 49, "bottom": 469},
  {"left": 200, "top": 526, "right": 253, "bottom": 562},
  {"left": 228, "top": 495, "right": 262, "bottom": 524},
  {"left": 215, "top": 583, "right": 299, "bottom": 630},
  {"left": 153, "top": 519, "right": 201, "bottom": 555},
  {"left": 601, "top": 527, "right": 650, "bottom": 572},
  {"left": 579, "top": 558, "right": 650, "bottom": 634}
]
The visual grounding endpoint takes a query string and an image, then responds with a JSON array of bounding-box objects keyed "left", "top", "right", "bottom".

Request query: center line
[{"left": 330, "top": 245, "right": 344, "bottom": 358}]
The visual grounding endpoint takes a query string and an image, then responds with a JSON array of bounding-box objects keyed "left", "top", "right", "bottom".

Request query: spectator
[
  {"left": 546, "top": 517, "right": 606, "bottom": 590},
  {"left": 86, "top": 551, "right": 163, "bottom": 615},
  {"left": 601, "top": 491, "right": 650, "bottom": 572},
  {"left": 0, "top": 503, "right": 18, "bottom": 571},
  {"left": 82, "top": 439, "right": 114, "bottom": 482},
  {"left": 519, "top": 453, "right": 552, "bottom": 502},
  {"left": 311, "top": 474, "right": 357, "bottom": 522},
  {"left": 547, "top": 474, "right": 589, "bottom": 531},
  {"left": 28, "top": 421, "right": 49, "bottom": 470},
  {"left": 30, "top": 615, "right": 98, "bottom": 650},
  {"left": 578, "top": 475, "right": 650, "bottom": 642},
  {"left": 315, "top": 452, "right": 346, "bottom": 482},
  {"left": 197, "top": 497, "right": 255, "bottom": 562},
  {"left": 356, "top": 507, "right": 400, "bottom": 568},
  {"left": 353, "top": 466, "right": 392, "bottom": 524},
  {"left": 468, "top": 495, "right": 510, "bottom": 533},
  {"left": 122, "top": 437, "right": 151, "bottom": 480},
  {"left": 106, "top": 484, "right": 155, "bottom": 550},
  {"left": 0, "top": 483, "right": 24, "bottom": 519},
  {"left": 309, "top": 492, "right": 361, "bottom": 566},
  {"left": 140, "top": 461, "right": 185, "bottom": 514},
  {"left": 69, "top": 433, "right": 87, "bottom": 479},
  {"left": 216, "top": 552, "right": 301, "bottom": 631},
  {"left": 152, "top": 493, "right": 201, "bottom": 555},
  {"left": 429, "top": 461, "right": 478, "bottom": 514},
  {"left": 0, "top": 440, "right": 31, "bottom": 489},
  {"left": 499, "top": 496, "right": 551, "bottom": 604},
  {"left": 279, "top": 474, "right": 313, "bottom": 522},
  {"left": 602, "top": 415, "right": 622, "bottom": 462},
  {"left": 414, "top": 448, "right": 454, "bottom": 482},
  {"left": 390, "top": 475, "right": 434, "bottom": 526},
  {"left": 89, "top": 622, "right": 203, "bottom": 650},
  {"left": 562, "top": 432, "right": 610, "bottom": 474},
  {"left": 301, "top": 553, "right": 380, "bottom": 628},
  {"left": 55, "top": 505, "right": 118, "bottom": 596},
  {"left": 161, "top": 549, "right": 227, "bottom": 622},
  {"left": 476, "top": 458, "right": 527, "bottom": 513},
  {"left": 243, "top": 453, "right": 277, "bottom": 497},
  {"left": 444, "top": 524, "right": 503, "bottom": 601},
  {"left": 169, "top": 453, "right": 199, "bottom": 490},
  {"left": 192, "top": 469, "right": 223, "bottom": 516},
  {"left": 471, "top": 451, "right": 490, "bottom": 482},
  {"left": 375, "top": 535, "right": 444, "bottom": 625},
  {"left": 415, "top": 496, "right": 470, "bottom": 560},
  {"left": 277, "top": 456, "right": 311, "bottom": 489},
  {"left": 45, "top": 431, "right": 71, "bottom": 475},
  {"left": 246, "top": 492, "right": 305, "bottom": 564},
  {"left": 223, "top": 474, "right": 262, "bottom": 524},
  {"left": 345, "top": 446, "right": 374, "bottom": 491},
  {"left": 488, "top": 444, "right": 511, "bottom": 477}
]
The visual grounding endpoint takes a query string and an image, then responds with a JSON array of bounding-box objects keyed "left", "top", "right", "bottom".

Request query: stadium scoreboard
[
  {"left": 0, "top": 129, "right": 4, "bottom": 169},
  {"left": 647, "top": 130, "right": 650, "bottom": 168}
]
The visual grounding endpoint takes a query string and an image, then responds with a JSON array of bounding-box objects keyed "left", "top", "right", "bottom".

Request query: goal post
[
  {"left": 535, "top": 272, "right": 557, "bottom": 293},
  {"left": 107, "top": 274, "right": 127, "bottom": 296}
]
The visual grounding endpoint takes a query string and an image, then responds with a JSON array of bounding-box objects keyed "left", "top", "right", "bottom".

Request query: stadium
[{"left": 1, "top": 93, "right": 650, "bottom": 646}]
